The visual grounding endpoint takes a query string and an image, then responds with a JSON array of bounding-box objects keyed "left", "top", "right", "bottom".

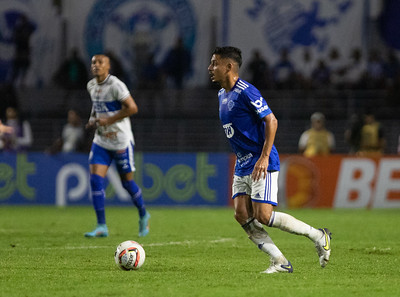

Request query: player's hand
[
  {"left": 85, "top": 119, "right": 97, "bottom": 130},
  {"left": 95, "top": 118, "right": 109, "bottom": 126},
  {"left": 251, "top": 155, "right": 269, "bottom": 182}
]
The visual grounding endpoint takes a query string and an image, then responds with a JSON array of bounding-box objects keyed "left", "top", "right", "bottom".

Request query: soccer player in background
[
  {"left": 84, "top": 54, "right": 150, "bottom": 238},
  {"left": 208, "top": 46, "right": 331, "bottom": 273}
]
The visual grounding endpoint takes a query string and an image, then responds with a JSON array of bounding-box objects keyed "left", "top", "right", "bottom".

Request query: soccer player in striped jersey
[
  {"left": 84, "top": 54, "right": 150, "bottom": 238},
  {"left": 208, "top": 46, "right": 331, "bottom": 273}
]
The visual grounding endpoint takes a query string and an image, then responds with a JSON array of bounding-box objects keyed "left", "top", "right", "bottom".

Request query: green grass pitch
[{"left": 1, "top": 206, "right": 399, "bottom": 297}]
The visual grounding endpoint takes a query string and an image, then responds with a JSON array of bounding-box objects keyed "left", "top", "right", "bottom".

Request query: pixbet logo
[
  {"left": 0, "top": 154, "right": 35, "bottom": 200},
  {"left": 56, "top": 152, "right": 218, "bottom": 206}
]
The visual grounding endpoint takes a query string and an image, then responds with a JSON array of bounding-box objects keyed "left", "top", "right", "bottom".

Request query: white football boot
[
  {"left": 315, "top": 228, "right": 332, "bottom": 268},
  {"left": 261, "top": 260, "right": 293, "bottom": 274}
]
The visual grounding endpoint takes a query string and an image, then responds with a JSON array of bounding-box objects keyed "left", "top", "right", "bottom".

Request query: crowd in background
[
  {"left": 245, "top": 46, "right": 400, "bottom": 94},
  {"left": 4, "top": 13, "right": 400, "bottom": 93},
  {"left": 0, "top": 14, "right": 399, "bottom": 155},
  {"left": 298, "top": 110, "right": 386, "bottom": 157}
]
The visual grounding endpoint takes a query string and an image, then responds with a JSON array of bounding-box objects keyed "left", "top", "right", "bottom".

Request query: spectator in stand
[
  {"left": 357, "top": 111, "right": 385, "bottom": 155},
  {"left": 105, "top": 50, "right": 127, "bottom": 85},
  {"left": 53, "top": 48, "right": 88, "bottom": 90},
  {"left": 46, "top": 109, "right": 84, "bottom": 154},
  {"left": 363, "top": 49, "right": 386, "bottom": 89},
  {"left": 327, "top": 47, "right": 346, "bottom": 88},
  {"left": 0, "top": 83, "right": 19, "bottom": 119},
  {"left": 0, "top": 107, "right": 32, "bottom": 152},
  {"left": 138, "top": 53, "right": 162, "bottom": 90},
  {"left": 298, "top": 112, "right": 335, "bottom": 157},
  {"left": 384, "top": 49, "right": 400, "bottom": 88},
  {"left": 138, "top": 53, "right": 164, "bottom": 118},
  {"left": 296, "top": 47, "right": 314, "bottom": 89},
  {"left": 10, "top": 14, "right": 35, "bottom": 87},
  {"left": 162, "top": 37, "right": 192, "bottom": 89},
  {"left": 311, "top": 59, "right": 331, "bottom": 88},
  {"left": 272, "top": 48, "right": 296, "bottom": 89},
  {"left": 343, "top": 48, "right": 366, "bottom": 89},
  {"left": 344, "top": 113, "right": 363, "bottom": 154},
  {"left": 0, "top": 120, "right": 13, "bottom": 135},
  {"left": 246, "top": 49, "right": 270, "bottom": 89},
  {"left": 386, "top": 69, "right": 400, "bottom": 107}
]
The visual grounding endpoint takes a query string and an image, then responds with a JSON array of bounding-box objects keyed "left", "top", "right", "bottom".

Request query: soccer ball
[{"left": 114, "top": 240, "right": 146, "bottom": 270}]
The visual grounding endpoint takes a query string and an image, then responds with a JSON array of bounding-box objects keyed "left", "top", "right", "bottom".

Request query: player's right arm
[
  {"left": 252, "top": 113, "right": 278, "bottom": 181},
  {"left": 85, "top": 107, "right": 97, "bottom": 130}
]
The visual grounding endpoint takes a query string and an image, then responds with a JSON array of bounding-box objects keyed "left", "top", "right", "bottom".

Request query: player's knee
[
  {"left": 234, "top": 210, "right": 248, "bottom": 225},
  {"left": 254, "top": 212, "right": 272, "bottom": 226},
  {"left": 90, "top": 174, "right": 104, "bottom": 191}
]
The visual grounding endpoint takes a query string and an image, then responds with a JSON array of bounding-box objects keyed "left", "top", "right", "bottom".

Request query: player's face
[
  {"left": 208, "top": 54, "right": 228, "bottom": 84},
  {"left": 91, "top": 55, "right": 110, "bottom": 79}
]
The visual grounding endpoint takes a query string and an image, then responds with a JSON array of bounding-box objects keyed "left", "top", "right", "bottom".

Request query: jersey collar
[{"left": 97, "top": 74, "right": 111, "bottom": 85}]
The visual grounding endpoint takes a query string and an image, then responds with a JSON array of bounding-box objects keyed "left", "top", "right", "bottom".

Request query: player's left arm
[
  {"left": 96, "top": 96, "right": 138, "bottom": 126},
  {"left": 252, "top": 112, "right": 278, "bottom": 181}
]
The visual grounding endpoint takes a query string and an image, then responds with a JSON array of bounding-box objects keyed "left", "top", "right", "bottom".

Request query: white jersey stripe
[{"left": 237, "top": 80, "right": 249, "bottom": 90}]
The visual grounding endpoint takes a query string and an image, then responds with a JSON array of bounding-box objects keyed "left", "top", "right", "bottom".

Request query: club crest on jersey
[
  {"left": 223, "top": 123, "right": 234, "bottom": 139},
  {"left": 228, "top": 100, "right": 235, "bottom": 111},
  {"left": 251, "top": 97, "right": 269, "bottom": 114}
]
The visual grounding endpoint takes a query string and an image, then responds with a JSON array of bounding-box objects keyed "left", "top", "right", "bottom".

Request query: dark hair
[{"left": 212, "top": 46, "right": 242, "bottom": 67}]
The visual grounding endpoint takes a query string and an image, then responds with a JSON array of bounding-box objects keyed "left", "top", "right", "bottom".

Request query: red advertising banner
[
  {"left": 280, "top": 155, "right": 400, "bottom": 209},
  {"left": 228, "top": 154, "right": 400, "bottom": 209}
]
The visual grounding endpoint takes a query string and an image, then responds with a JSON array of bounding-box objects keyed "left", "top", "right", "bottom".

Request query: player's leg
[
  {"left": 120, "top": 171, "right": 150, "bottom": 237},
  {"left": 116, "top": 143, "right": 150, "bottom": 237},
  {"left": 85, "top": 144, "right": 112, "bottom": 237},
  {"left": 253, "top": 171, "right": 331, "bottom": 267},
  {"left": 268, "top": 211, "right": 332, "bottom": 267},
  {"left": 269, "top": 173, "right": 331, "bottom": 267},
  {"left": 250, "top": 202, "right": 292, "bottom": 273},
  {"left": 233, "top": 175, "right": 292, "bottom": 273}
]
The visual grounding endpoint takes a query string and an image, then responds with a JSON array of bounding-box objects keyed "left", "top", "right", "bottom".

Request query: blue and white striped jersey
[
  {"left": 218, "top": 78, "right": 280, "bottom": 176},
  {"left": 87, "top": 75, "right": 134, "bottom": 150}
]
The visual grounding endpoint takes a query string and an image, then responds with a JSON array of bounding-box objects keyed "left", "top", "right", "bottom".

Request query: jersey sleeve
[
  {"left": 245, "top": 87, "right": 272, "bottom": 119},
  {"left": 112, "top": 78, "right": 131, "bottom": 101}
]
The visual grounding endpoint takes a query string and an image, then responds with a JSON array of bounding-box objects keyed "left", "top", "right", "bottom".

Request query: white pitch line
[
  {"left": 25, "top": 238, "right": 236, "bottom": 250},
  {"left": 145, "top": 238, "right": 235, "bottom": 247}
]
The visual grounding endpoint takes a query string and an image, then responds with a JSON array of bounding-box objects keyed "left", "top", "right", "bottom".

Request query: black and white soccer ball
[{"left": 114, "top": 240, "right": 146, "bottom": 270}]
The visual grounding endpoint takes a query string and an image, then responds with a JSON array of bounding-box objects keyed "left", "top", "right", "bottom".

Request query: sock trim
[{"left": 268, "top": 211, "right": 276, "bottom": 227}]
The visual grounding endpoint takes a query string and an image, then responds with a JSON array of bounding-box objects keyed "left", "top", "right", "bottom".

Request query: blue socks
[
  {"left": 90, "top": 174, "right": 106, "bottom": 225},
  {"left": 122, "top": 180, "right": 146, "bottom": 217},
  {"left": 91, "top": 174, "right": 146, "bottom": 223}
]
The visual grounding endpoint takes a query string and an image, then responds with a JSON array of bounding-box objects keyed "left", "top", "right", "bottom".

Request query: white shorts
[{"left": 232, "top": 171, "right": 279, "bottom": 205}]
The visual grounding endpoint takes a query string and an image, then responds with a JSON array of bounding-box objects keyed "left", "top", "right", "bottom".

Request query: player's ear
[{"left": 226, "top": 62, "right": 232, "bottom": 72}]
